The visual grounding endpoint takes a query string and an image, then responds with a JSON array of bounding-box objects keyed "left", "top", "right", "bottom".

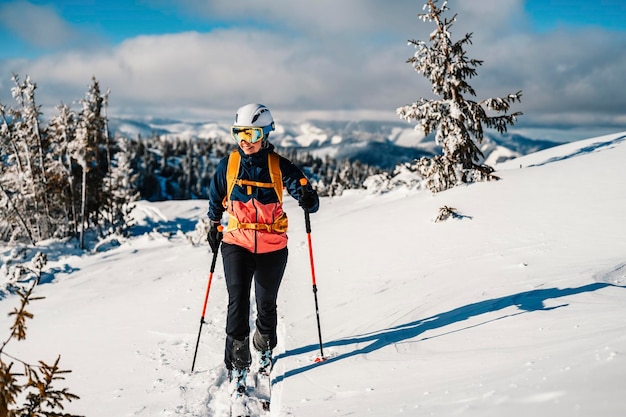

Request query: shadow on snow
[{"left": 273, "top": 282, "right": 622, "bottom": 383}]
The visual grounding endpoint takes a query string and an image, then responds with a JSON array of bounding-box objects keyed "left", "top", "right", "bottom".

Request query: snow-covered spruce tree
[
  {"left": 11, "top": 75, "right": 53, "bottom": 238},
  {"left": 71, "top": 77, "right": 110, "bottom": 248},
  {"left": 0, "top": 104, "right": 34, "bottom": 244},
  {"left": 46, "top": 103, "right": 79, "bottom": 238},
  {"left": 397, "top": 0, "right": 522, "bottom": 193},
  {"left": 0, "top": 75, "right": 54, "bottom": 243},
  {"left": 103, "top": 135, "right": 139, "bottom": 236},
  {"left": 70, "top": 108, "right": 91, "bottom": 249}
]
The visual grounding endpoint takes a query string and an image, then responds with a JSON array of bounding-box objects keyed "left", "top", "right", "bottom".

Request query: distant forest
[{"left": 129, "top": 133, "right": 384, "bottom": 201}]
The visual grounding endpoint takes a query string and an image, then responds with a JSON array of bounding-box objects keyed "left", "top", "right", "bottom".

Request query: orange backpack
[{"left": 223, "top": 150, "right": 287, "bottom": 233}]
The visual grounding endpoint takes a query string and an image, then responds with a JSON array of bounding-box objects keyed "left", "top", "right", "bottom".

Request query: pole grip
[
  {"left": 208, "top": 224, "right": 223, "bottom": 269},
  {"left": 299, "top": 178, "right": 312, "bottom": 233}
]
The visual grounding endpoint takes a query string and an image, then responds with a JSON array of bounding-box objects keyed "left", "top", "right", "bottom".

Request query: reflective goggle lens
[{"left": 231, "top": 126, "right": 264, "bottom": 143}]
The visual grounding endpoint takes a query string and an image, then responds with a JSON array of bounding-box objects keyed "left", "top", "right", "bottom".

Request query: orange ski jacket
[{"left": 208, "top": 144, "right": 319, "bottom": 253}]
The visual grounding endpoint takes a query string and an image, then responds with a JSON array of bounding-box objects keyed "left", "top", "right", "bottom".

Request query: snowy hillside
[
  {"left": 1, "top": 132, "right": 625, "bottom": 417},
  {"left": 109, "top": 117, "right": 559, "bottom": 169}
]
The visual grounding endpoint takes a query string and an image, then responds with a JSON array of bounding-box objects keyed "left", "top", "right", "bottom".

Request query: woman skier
[{"left": 207, "top": 103, "right": 319, "bottom": 392}]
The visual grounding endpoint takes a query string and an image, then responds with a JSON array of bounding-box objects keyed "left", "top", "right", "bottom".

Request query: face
[{"left": 239, "top": 139, "right": 263, "bottom": 155}]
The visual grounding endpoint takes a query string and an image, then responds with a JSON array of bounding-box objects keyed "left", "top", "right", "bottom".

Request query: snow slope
[{"left": 1, "top": 132, "right": 626, "bottom": 417}]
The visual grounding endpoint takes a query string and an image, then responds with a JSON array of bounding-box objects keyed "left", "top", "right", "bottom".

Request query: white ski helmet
[{"left": 233, "top": 103, "right": 275, "bottom": 131}]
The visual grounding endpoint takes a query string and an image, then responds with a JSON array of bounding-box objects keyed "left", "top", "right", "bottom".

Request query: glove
[
  {"left": 298, "top": 188, "right": 316, "bottom": 211},
  {"left": 207, "top": 221, "right": 223, "bottom": 252}
]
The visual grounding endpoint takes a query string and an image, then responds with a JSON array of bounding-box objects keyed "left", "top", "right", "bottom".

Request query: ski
[
  {"left": 227, "top": 349, "right": 274, "bottom": 416},
  {"left": 229, "top": 389, "right": 271, "bottom": 416},
  {"left": 253, "top": 367, "right": 271, "bottom": 412},
  {"left": 228, "top": 370, "right": 271, "bottom": 416},
  {"left": 228, "top": 371, "right": 272, "bottom": 416},
  {"left": 229, "top": 369, "right": 251, "bottom": 417}
]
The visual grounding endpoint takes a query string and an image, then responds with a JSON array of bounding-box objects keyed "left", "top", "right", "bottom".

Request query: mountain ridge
[{"left": 109, "top": 117, "right": 561, "bottom": 169}]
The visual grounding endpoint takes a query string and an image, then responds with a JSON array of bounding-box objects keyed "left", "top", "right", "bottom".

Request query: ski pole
[
  {"left": 191, "top": 225, "right": 223, "bottom": 372},
  {"left": 299, "top": 178, "right": 325, "bottom": 362}
]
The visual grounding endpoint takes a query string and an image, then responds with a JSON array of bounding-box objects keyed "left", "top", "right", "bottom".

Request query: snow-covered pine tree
[
  {"left": 0, "top": 103, "right": 33, "bottom": 243},
  {"left": 0, "top": 75, "right": 54, "bottom": 243},
  {"left": 12, "top": 75, "right": 53, "bottom": 238},
  {"left": 71, "top": 77, "right": 110, "bottom": 248},
  {"left": 103, "top": 135, "right": 139, "bottom": 236},
  {"left": 101, "top": 87, "right": 115, "bottom": 226},
  {"left": 70, "top": 108, "right": 91, "bottom": 249},
  {"left": 46, "top": 103, "right": 79, "bottom": 238},
  {"left": 397, "top": 0, "right": 522, "bottom": 192}
]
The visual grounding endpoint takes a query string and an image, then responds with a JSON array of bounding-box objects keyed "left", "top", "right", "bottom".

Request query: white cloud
[
  {"left": 0, "top": 1, "right": 76, "bottom": 48},
  {"left": 0, "top": 0, "right": 625, "bottom": 135},
  {"left": 0, "top": 28, "right": 424, "bottom": 120}
]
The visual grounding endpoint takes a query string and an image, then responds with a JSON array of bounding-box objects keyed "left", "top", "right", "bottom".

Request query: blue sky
[
  {"left": 1, "top": 0, "right": 625, "bottom": 141},
  {"left": 525, "top": 0, "right": 626, "bottom": 31},
  {"left": 3, "top": 1, "right": 624, "bottom": 57}
]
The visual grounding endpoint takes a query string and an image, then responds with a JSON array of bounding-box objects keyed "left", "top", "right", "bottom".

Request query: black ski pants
[{"left": 221, "top": 242, "right": 287, "bottom": 370}]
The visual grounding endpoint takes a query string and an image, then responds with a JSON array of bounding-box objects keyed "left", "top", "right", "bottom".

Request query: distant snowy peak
[
  {"left": 108, "top": 117, "right": 560, "bottom": 169},
  {"left": 110, "top": 118, "right": 229, "bottom": 140},
  {"left": 277, "top": 122, "right": 338, "bottom": 148}
]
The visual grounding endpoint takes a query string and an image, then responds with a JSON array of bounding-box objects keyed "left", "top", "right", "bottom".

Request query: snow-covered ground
[{"left": 1, "top": 132, "right": 626, "bottom": 416}]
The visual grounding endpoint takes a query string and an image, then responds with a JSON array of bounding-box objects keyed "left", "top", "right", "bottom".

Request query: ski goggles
[{"left": 230, "top": 125, "right": 273, "bottom": 144}]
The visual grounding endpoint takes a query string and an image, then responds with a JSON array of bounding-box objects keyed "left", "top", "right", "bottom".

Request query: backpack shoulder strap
[
  {"left": 268, "top": 151, "right": 283, "bottom": 204},
  {"left": 224, "top": 150, "right": 240, "bottom": 207}
]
